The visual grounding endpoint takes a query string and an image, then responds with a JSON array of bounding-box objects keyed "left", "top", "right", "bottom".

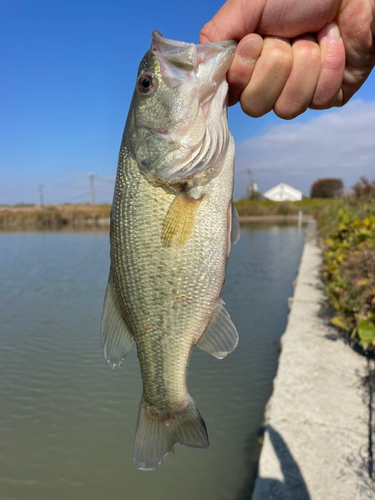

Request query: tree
[
  {"left": 352, "top": 177, "right": 375, "bottom": 199},
  {"left": 310, "top": 178, "right": 344, "bottom": 198}
]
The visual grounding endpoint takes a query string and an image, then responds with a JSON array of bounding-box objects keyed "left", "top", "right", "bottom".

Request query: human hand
[{"left": 200, "top": 0, "right": 375, "bottom": 119}]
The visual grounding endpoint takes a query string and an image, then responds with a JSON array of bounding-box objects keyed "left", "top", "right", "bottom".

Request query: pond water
[{"left": 0, "top": 223, "right": 305, "bottom": 500}]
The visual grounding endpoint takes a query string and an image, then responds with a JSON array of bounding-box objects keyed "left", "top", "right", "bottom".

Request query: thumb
[{"left": 199, "top": 0, "right": 263, "bottom": 43}]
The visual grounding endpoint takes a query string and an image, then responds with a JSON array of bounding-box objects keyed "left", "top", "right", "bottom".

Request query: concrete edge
[{"left": 251, "top": 219, "right": 375, "bottom": 500}]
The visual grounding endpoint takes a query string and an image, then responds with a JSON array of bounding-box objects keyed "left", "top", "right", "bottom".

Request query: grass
[{"left": 234, "top": 198, "right": 339, "bottom": 217}]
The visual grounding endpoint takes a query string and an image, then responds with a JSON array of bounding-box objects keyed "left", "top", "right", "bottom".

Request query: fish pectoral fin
[
  {"left": 197, "top": 299, "right": 238, "bottom": 359},
  {"left": 100, "top": 277, "right": 134, "bottom": 370},
  {"left": 161, "top": 190, "right": 203, "bottom": 248}
]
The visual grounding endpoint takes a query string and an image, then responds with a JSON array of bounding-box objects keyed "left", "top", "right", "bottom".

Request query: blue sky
[{"left": 1, "top": 0, "right": 375, "bottom": 204}]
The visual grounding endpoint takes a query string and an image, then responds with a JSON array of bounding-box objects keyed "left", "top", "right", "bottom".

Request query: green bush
[{"left": 319, "top": 198, "right": 375, "bottom": 348}]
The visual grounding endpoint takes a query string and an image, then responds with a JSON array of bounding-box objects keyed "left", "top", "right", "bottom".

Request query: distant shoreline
[
  {"left": 0, "top": 216, "right": 309, "bottom": 228},
  {"left": 0, "top": 201, "right": 323, "bottom": 228}
]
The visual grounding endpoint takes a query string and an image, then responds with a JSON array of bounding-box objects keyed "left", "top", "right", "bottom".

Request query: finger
[
  {"left": 273, "top": 35, "right": 321, "bottom": 119},
  {"left": 227, "top": 34, "right": 263, "bottom": 106},
  {"left": 337, "top": 0, "right": 375, "bottom": 105},
  {"left": 199, "top": 0, "right": 263, "bottom": 43},
  {"left": 310, "top": 22, "right": 345, "bottom": 109},
  {"left": 199, "top": 0, "right": 336, "bottom": 43},
  {"left": 239, "top": 36, "right": 293, "bottom": 118}
]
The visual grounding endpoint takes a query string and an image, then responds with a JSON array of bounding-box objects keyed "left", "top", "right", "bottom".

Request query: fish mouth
[
  {"left": 154, "top": 31, "right": 235, "bottom": 181},
  {"left": 151, "top": 30, "right": 236, "bottom": 95}
]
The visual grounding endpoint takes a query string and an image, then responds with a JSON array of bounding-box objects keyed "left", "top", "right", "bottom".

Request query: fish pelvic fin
[
  {"left": 197, "top": 299, "right": 238, "bottom": 359},
  {"left": 100, "top": 276, "right": 134, "bottom": 369},
  {"left": 161, "top": 190, "right": 203, "bottom": 249},
  {"left": 133, "top": 395, "right": 209, "bottom": 471}
]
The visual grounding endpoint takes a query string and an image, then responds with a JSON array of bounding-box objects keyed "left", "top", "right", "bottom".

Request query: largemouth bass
[{"left": 101, "top": 30, "right": 240, "bottom": 471}]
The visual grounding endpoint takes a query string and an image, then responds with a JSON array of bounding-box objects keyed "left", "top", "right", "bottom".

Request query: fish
[{"left": 101, "top": 30, "right": 240, "bottom": 471}]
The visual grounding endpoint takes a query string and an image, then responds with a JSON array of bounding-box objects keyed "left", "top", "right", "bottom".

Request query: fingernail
[
  {"left": 324, "top": 22, "right": 340, "bottom": 42},
  {"left": 239, "top": 37, "right": 262, "bottom": 63}
]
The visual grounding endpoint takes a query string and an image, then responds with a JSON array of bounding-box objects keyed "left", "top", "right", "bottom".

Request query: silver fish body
[{"left": 101, "top": 31, "right": 240, "bottom": 471}]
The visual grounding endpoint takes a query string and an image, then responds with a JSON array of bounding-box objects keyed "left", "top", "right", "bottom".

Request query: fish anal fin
[
  {"left": 197, "top": 299, "right": 238, "bottom": 359},
  {"left": 101, "top": 278, "right": 134, "bottom": 369},
  {"left": 161, "top": 190, "right": 203, "bottom": 249}
]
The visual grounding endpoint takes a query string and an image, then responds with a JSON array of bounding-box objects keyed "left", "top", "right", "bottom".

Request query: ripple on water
[{"left": 0, "top": 225, "right": 305, "bottom": 500}]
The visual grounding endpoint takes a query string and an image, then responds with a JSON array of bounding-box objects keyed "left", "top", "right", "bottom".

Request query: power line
[
  {"left": 64, "top": 191, "right": 92, "bottom": 202},
  {"left": 95, "top": 177, "right": 115, "bottom": 184}
]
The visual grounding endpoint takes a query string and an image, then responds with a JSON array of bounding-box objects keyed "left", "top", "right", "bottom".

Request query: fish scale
[{"left": 113, "top": 152, "right": 229, "bottom": 403}]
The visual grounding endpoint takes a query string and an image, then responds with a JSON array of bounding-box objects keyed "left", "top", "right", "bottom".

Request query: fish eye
[{"left": 138, "top": 74, "right": 156, "bottom": 94}]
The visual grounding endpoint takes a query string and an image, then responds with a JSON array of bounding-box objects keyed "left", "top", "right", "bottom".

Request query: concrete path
[{"left": 252, "top": 221, "right": 375, "bottom": 500}]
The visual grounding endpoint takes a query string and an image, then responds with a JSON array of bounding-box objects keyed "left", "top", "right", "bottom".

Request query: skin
[{"left": 200, "top": 0, "right": 375, "bottom": 119}]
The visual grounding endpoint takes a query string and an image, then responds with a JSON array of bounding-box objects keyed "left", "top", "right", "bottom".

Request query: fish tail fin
[{"left": 133, "top": 394, "right": 209, "bottom": 471}]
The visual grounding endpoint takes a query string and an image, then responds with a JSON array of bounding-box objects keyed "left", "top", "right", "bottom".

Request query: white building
[{"left": 263, "top": 183, "right": 303, "bottom": 202}]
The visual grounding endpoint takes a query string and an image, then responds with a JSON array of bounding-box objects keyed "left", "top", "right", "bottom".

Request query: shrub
[
  {"left": 320, "top": 198, "right": 375, "bottom": 349},
  {"left": 352, "top": 177, "right": 375, "bottom": 200},
  {"left": 310, "top": 178, "right": 344, "bottom": 198}
]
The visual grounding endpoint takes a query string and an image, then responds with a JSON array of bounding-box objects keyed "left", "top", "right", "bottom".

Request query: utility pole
[
  {"left": 38, "top": 184, "right": 44, "bottom": 206},
  {"left": 246, "top": 168, "right": 258, "bottom": 199},
  {"left": 88, "top": 173, "right": 95, "bottom": 204}
]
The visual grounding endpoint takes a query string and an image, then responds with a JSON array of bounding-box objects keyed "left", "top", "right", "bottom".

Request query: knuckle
[
  {"left": 240, "top": 98, "right": 270, "bottom": 118},
  {"left": 199, "top": 21, "right": 216, "bottom": 44},
  {"left": 309, "top": 102, "right": 331, "bottom": 110},
  {"left": 321, "top": 50, "right": 344, "bottom": 71},
  {"left": 266, "top": 45, "right": 293, "bottom": 70},
  {"left": 274, "top": 89, "right": 310, "bottom": 119},
  {"left": 274, "top": 102, "right": 304, "bottom": 120},
  {"left": 311, "top": 87, "right": 339, "bottom": 109},
  {"left": 298, "top": 44, "right": 321, "bottom": 65}
]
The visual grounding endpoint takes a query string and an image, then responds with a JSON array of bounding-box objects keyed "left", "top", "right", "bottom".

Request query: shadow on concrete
[
  {"left": 249, "top": 425, "right": 311, "bottom": 500},
  {"left": 233, "top": 428, "right": 263, "bottom": 500}
]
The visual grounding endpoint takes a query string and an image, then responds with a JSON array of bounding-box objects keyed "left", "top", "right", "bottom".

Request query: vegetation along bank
[{"left": 318, "top": 181, "right": 375, "bottom": 352}]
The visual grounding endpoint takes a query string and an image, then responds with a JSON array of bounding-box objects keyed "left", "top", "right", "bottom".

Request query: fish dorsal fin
[
  {"left": 197, "top": 299, "right": 238, "bottom": 359},
  {"left": 101, "top": 278, "right": 134, "bottom": 369},
  {"left": 231, "top": 202, "right": 240, "bottom": 244},
  {"left": 161, "top": 190, "right": 203, "bottom": 248}
]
